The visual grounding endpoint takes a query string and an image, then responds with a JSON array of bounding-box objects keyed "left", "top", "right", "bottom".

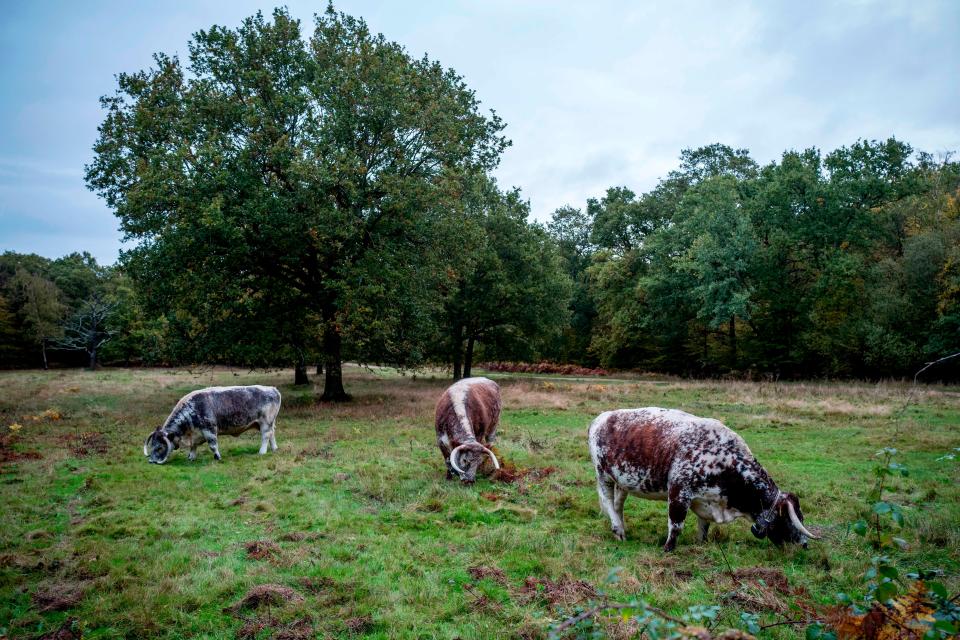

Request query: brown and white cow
[
  {"left": 588, "top": 407, "right": 818, "bottom": 552},
  {"left": 435, "top": 377, "right": 501, "bottom": 482}
]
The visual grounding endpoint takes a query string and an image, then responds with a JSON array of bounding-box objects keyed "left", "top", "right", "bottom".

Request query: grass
[{"left": 0, "top": 366, "right": 958, "bottom": 639}]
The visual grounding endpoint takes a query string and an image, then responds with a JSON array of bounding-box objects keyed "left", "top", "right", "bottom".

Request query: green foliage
[
  {"left": 85, "top": 6, "right": 508, "bottom": 394},
  {"left": 440, "top": 177, "right": 572, "bottom": 377},
  {"left": 563, "top": 140, "right": 960, "bottom": 379}
]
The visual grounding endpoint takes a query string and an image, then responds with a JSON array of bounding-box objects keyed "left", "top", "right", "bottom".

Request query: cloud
[{"left": 1, "top": 0, "right": 958, "bottom": 262}]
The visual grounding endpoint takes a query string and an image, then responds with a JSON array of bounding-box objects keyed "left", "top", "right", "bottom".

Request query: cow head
[
  {"left": 449, "top": 442, "right": 500, "bottom": 483},
  {"left": 751, "top": 492, "right": 818, "bottom": 547},
  {"left": 143, "top": 428, "right": 174, "bottom": 464}
]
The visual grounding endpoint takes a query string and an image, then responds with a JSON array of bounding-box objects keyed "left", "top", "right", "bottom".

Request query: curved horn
[
  {"left": 478, "top": 445, "right": 500, "bottom": 470},
  {"left": 449, "top": 444, "right": 468, "bottom": 475},
  {"left": 157, "top": 434, "right": 173, "bottom": 465},
  {"left": 786, "top": 500, "right": 819, "bottom": 540},
  {"left": 144, "top": 433, "right": 153, "bottom": 457}
]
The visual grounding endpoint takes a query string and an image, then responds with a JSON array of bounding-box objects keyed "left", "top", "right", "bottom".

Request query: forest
[{"left": 1, "top": 9, "right": 958, "bottom": 395}]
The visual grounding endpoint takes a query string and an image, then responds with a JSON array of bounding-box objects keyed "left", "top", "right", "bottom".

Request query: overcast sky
[{"left": 1, "top": 1, "right": 958, "bottom": 265}]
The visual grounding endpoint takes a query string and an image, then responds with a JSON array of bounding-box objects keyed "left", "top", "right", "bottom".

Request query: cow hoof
[
  {"left": 613, "top": 530, "right": 625, "bottom": 541},
  {"left": 662, "top": 543, "right": 676, "bottom": 553}
]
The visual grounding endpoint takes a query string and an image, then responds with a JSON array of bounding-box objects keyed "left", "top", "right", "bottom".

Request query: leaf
[
  {"left": 852, "top": 519, "right": 868, "bottom": 536},
  {"left": 874, "top": 581, "right": 898, "bottom": 602},
  {"left": 873, "top": 502, "right": 892, "bottom": 514},
  {"left": 932, "top": 620, "right": 958, "bottom": 634},
  {"left": 927, "top": 581, "right": 947, "bottom": 599},
  {"left": 878, "top": 565, "right": 898, "bottom": 580}
]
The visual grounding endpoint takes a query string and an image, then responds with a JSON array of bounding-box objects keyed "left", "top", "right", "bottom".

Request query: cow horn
[
  {"left": 143, "top": 434, "right": 152, "bottom": 457},
  {"left": 158, "top": 433, "right": 173, "bottom": 464},
  {"left": 449, "top": 444, "right": 468, "bottom": 475},
  {"left": 787, "top": 500, "right": 819, "bottom": 540},
  {"left": 449, "top": 443, "right": 500, "bottom": 475},
  {"left": 478, "top": 444, "right": 500, "bottom": 470}
]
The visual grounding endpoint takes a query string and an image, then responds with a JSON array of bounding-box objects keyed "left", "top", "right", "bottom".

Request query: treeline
[
  {"left": 0, "top": 252, "right": 161, "bottom": 369},
  {"left": 3, "top": 7, "right": 958, "bottom": 390},
  {"left": 548, "top": 140, "right": 960, "bottom": 379}
]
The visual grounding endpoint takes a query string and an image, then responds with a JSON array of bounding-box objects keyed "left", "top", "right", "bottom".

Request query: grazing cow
[
  {"left": 435, "top": 377, "right": 501, "bottom": 482},
  {"left": 143, "top": 385, "right": 281, "bottom": 464},
  {"left": 588, "top": 407, "right": 818, "bottom": 552}
]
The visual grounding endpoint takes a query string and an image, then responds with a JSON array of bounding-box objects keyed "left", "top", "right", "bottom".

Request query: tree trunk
[
  {"left": 321, "top": 326, "right": 350, "bottom": 401},
  {"left": 294, "top": 361, "right": 309, "bottom": 386},
  {"left": 316, "top": 362, "right": 323, "bottom": 376},
  {"left": 728, "top": 316, "right": 737, "bottom": 370},
  {"left": 41, "top": 339, "right": 48, "bottom": 371},
  {"left": 88, "top": 348, "right": 97, "bottom": 370},
  {"left": 452, "top": 324, "right": 463, "bottom": 380},
  {"left": 463, "top": 335, "right": 475, "bottom": 379}
]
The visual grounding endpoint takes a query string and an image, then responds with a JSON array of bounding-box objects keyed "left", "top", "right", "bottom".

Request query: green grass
[{"left": 0, "top": 367, "right": 957, "bottom": 639}]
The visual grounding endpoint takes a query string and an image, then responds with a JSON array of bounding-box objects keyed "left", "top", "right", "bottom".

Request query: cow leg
[
  {"left": 185, "top": 432, "right": 197, "bottom": 461},
  {"left": 697, "top": 517, "right": 711, "bottom": 543},
  {"left": 202, "top": 429, "right": 222, "bottom": 461},
  {"left": 269, "top": 424, "right": 278, "bottom": 452},
  {"left": 597, "top": 477, "right": 625, "bottom": 541},
  {"left": 439, "top": 442, "right": 454, "bottom": 480},
  {"left": 613, "top": 486, "right": 628, "bottom": 539},
  {"left": 664, "top": 487, "right": 690, "bottom": 552},
  {"left": 258, "top": 422, "right": 270, "bottom": 455}
]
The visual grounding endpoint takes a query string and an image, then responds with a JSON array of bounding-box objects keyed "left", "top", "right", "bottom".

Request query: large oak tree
[{"left": 86, "top": 7, "right": 507, "bottom": 398}]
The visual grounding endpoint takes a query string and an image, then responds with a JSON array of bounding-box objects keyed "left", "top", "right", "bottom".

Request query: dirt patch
[
  {"left": 344, "top": 614, "right": 373, "bottom": 634},
  {"left": 237, "top": 616, "right": 313, "bottom": 640},
  {"left": 68, "top": 432, "right": 109, "bottom": 457},
  {"left": 518, "top": 576, "right": 598, "bottom": 607},
  {"left": 229, "top": 496, "right": 248, "bottom": 506},
  {"left": 38, "top": 617, "right": 81, "bottom": 640},
  {"left": 32, "top": 580, "right": 89, "bottom": 612},
  {"left": 468, "top": 565, "right": 508, "bottom": 585},
  {"left": 0, "top": 434, "right": 42, "bottom": 464},
  {"left": 298, "top": 576, "right": 335, "bottom": 594},
  {"left": 279, "top": 532, "right": 307, "bottom": 542},
  {"left": 245, "top": 540, "right": 280, "bottom": 561},
  {"left": 224, "top": 584, "right": 305, "bottom": 613},
  {"left": 708, "top": 567, "right": 800, "bottom": 614},
  {"left": 295, "top": 445, "right": 333, "bottom": 461},
  {"left": 492, "top": 461, "right": 557, "bottom": 484}
]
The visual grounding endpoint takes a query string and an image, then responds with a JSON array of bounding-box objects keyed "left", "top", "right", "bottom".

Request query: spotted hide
[
  {"left": 435, "top": 377, "right": 501, "bottom": 483},
  {"left": 588, "top": 407, "right": 818, "bottom": 552},
  {"left": 144, "top": 385, "right": 281, "bottom": 464}
]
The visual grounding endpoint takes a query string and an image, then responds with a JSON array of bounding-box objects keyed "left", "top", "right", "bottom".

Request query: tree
[
  {"left": 547, "top": 205, "right": 596, "bottom": 364},
  {"left": 57, "top": 292, "right": 116, "bottom": 370},
  {"left": 86, "top": 7, "right": 508, "bottom": 399},
  {"left": 440, "top": 180, "right": 571, "bottom": 379},
  {"left": 9, "top": 268, "right": 66, "bottom": 369},
  {"left": 674, "top": 176, "right": 757, "bottom": 369}
]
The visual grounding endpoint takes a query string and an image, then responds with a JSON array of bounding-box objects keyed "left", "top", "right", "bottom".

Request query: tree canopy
[{"left": 86, "top": 7, "right": 508, "bottom": 397}]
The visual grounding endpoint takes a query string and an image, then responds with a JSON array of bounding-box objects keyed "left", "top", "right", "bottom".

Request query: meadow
[{"left": 0, "top": 367, "right": 957, "bottom": 639}]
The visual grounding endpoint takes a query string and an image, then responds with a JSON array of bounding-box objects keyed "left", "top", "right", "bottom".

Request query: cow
[
  {"left": 435, "top": 377, "right": 501, "bottom": 483},
  {"left": 143, "top": 385, "right": 281, "bottom": 464},
  {"left": 588, "top": 407, "right": 818, "bottom": 552}
]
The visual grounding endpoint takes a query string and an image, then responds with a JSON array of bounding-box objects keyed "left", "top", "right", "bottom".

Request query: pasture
[{"left": 0, "top": 367, "right": 958, "bottom": 639}]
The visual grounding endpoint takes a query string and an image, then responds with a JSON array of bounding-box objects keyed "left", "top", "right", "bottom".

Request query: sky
[{"left": 1, "top": 1, "right": 958, "bottom": 265}]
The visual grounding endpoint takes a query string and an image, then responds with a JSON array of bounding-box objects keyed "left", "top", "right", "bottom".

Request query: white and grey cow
[
  {"left": 588, "top": 407, "right": 818, "bottom": 552},
  {"left": 144, "top": 385, "right": 281, "bottom": 464}
]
